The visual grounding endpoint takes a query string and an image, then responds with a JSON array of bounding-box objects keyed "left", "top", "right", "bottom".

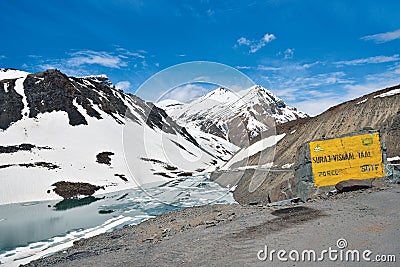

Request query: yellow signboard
[{"left": 309, "top": 132, "right": 385, "bottom": 186}]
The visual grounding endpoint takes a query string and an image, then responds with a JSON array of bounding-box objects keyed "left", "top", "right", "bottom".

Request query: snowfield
[
  {"left": 0, "top": 68, "right": 307, "bottom": 205},
  {"left": 374, "top": 88, "right": 400, "bottom": 98},
  {"left": 0, "top": 69, "right": 227, "bottom": 205},
  {"left": 220, "top": 133, "right": 286, "bottom": 170},
  {"left": 158, "top": 85, "right": 307, "bottom": 147}
]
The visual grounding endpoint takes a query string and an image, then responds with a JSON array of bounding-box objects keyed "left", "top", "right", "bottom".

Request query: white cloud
[
  {"left": 287, "top": 67, "right": 400, "bottom": 116},
  {"left": 115, "top": 47, "right": 146, "bottom": 59},
  {"left": 193, "top": 76, "right": 210, "bottom": 81},
  {"left": 237, "top": 37, "right": 251, "bottom": 46},
  {"left": 285, "top": 71, "right": 352, "bottom": 89},
  {"left": 263, "top": 33, "right": 276, "bottom": 43},
  {"left": 115, "top": 81, "right": 131, "bottom": 91},
  {"left": 235, "top": 65, "right": 251, "bottom": 70},
  {"left": 344, "top": 68, "right": 400, "bottom": 99},
  {"left": 361, "top": 29, "right": 400, "bottom": 43},
  {"left": 257, "top": 65, "right": 281, "bottom": 71},
  {"left": 235, "top": 65, "right": 281, "bottom": 71},
  {"left": 274, "top": 88, "right": 298, "bottom": 101},
  {"left": 236, "top": 33, "right": 276, "bottom": 53},
  {"left": 252, "top": 57, "right": 400, "bottom": 116},
  {"left": 26, "top": 47, "right": 153, "bottom": 79},
  {"left": 125, "top": 52, "right": 146, "bottom": 59},
  {"left": 259, "top": 70, "right": 356, "bottom": 115},
  {"left": 335, "top": 54, "right": 399, "bottom": 66},
  {"left": 284, "top": 48, "right": 295, "bottom": 59},
  {"left": 141, "top": 60, "right": 148, "bottom": 67},
  {"left": 294, "top": 98, "right": 343, "bottom": 116},
  {"left": 67, "top": 50, "right": 127, "bottom": 68},
  {"left": 27, "top": 55, "right": 42, "bottom": 59},
  {"left": 207, "top": 9, "right": 215, "bottom": 16},
  {"left": 37, "top": 63, "right": 91, "bottom": 77},
  {"left": 301, "top": 61, "right": 322, "bottom": 69},
  {"left": 162, "top": 84, "right": 209, "bottom": 103}
]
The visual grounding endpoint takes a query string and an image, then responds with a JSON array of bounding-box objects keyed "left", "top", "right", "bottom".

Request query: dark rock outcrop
[
  {"left": 0, "top": 79, "right": 24, "bottom": 129},
  {"left": 145, "top": 102, "right": 199, "bottom": 147},
  {"left": 96, "top": 152, "right": 115, "bottom": 165},
  {"left": 23, "top": 70, "right": 129, "bottom": 126},
  {"left": 0, "top": 143, "right": 50, "bottom": 153},
  {"left": 51, "top": 181, "right": 104, "bottom": 199},
  {"left": 0, "top": 161, "right": 59, "bottom": 170},
  {"left": 0, "top": 69, "right": 200, "bottom": 148}
]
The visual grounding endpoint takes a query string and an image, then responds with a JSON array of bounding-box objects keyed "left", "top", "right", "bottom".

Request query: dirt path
[{"left": 26, "top": 185, "right": 400, "bottom": 267}]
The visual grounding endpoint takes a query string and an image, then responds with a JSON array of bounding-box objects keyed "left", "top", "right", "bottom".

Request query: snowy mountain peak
[
  {"left": 157, "top": 84, "right": 308, "bottom": 146},
  {"left": 239, "top": 85, "right": 281, "bottom": 105},
  {"left": 0, "top": 68, "right": 29, "bottom": 80},
  {"left": 0, "top": 69, "right": 232, "bottom": 205},
  {"left": 79, "top": 74, "right": 113, "bottom": 87},
  {"left": 208, "top": 87, "right": 230, "bottom": 95},
  {"left": 81, "top": 74, "right": 108, "bottom": 79},
  {"left": 201, "top": 87, "right": 238, "bottom": 102}
]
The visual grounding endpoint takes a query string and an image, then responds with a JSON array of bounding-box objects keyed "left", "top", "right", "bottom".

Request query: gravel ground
[{"left": 26, "top": 184, "right": 400, "bottom": 267}]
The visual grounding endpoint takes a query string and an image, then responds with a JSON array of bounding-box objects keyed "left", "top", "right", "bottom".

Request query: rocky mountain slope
[
  {"left": 0, "top": 68, "right": 229, "bottom": 204},
  {"left": 158, "top": 85, "right": 307, "bottom": 147},
  {"left": 211, "top": 84, "right": 400, "bottom": 204}
]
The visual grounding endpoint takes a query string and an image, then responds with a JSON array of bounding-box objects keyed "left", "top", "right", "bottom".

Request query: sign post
[{"left": 309, "top": 132, "right": 385, "bottom": 186}]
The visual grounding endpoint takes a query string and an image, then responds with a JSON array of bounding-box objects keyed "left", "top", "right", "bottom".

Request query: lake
[{"left": 0, "top": 175, "right": 235, "bottom": 266}]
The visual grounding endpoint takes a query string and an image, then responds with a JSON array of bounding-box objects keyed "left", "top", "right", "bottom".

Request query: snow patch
[
  {"left": 156, "top": 99, "right": 185, "bottom": 114},
  {"left": 281, "top": 163, "right": 294, "bottom": 169},
  {"left": 356, "top": 99, "right": 368, "bottom": 105},
  {"left": 221, "top": 133, "right": 286, "bottom": 170},
  {"left": 0, "top": 69, "right": 30, "bottom": 116},
  {"left": 374, "top": 89, "right": 400, "bottom": 98},
  {"left": 229, "top": 185, "right": 237, "bottom": 192},
  {"left": 14, "top": 77, "right": 29, "bottom": 117},
  {"left": 34, "top": 77, "right": 44, "bottom": 84},
  {"left": 388, "top": 156, "right": 400, "bottom": 162},
  {"left": 79, "top": 74, "right": 109, "bottom": 79},
  {"left": 234, "top": 163, "right": 273, "bottom": 171},
  {"left": 0, "top": 69, "right": 29, "bottom": 81}
]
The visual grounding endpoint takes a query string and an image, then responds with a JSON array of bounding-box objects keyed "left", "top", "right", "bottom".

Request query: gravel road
[{"left": 26, "top": 184, "right": 400, "bottom": 267}]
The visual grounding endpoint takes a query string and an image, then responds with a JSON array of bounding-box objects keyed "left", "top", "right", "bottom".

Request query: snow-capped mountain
[
  {"left": 212, "top": 83, "right": 400, "bottom": 205},
  {"left": 157, "top": 85, "right": 307, "bottom": 147},
  {"left": 0, "top": 68, "right": 228, "bottom": 205}
]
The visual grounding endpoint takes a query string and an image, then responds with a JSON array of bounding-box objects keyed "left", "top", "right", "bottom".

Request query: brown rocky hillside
[{"left": 212, "top": 84, "right": 400, "bottom": 204}]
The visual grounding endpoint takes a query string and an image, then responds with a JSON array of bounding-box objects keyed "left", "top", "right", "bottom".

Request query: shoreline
[
  {"left": 25, "top": 183, "right": 400, "bottom": 266},
  {"left": 0, "top": 175, "right": 235, "bottom": 266},
  {"left": 0, "top": 172, "right": 217, "bottom": 206}
]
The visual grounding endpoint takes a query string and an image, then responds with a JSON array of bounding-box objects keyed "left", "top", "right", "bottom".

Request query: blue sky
[{"left": 1, "top": 0, "right": 400, "bottom": 115}]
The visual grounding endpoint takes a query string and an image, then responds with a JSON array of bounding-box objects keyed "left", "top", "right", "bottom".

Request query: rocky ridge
[{"left": 212, "top": 84, "right": 400, "bottom": 204}]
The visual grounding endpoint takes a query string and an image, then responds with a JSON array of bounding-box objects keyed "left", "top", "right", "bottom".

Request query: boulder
[{"left": 335, "top": 179, "right": 372, "bottom": 192}]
